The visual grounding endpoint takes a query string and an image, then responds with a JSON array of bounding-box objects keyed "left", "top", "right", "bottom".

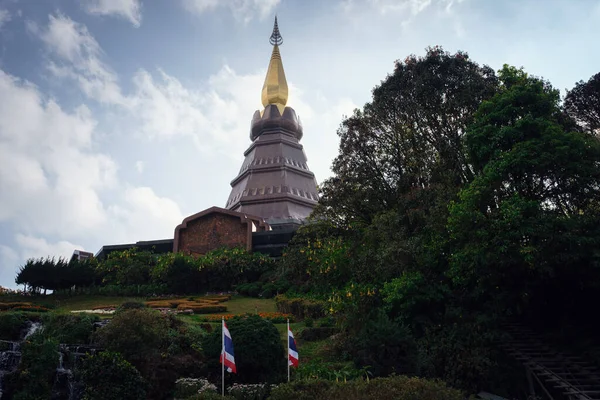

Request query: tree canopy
[{"left": 565, "top": 71, "right": 600, "bottom": 135}]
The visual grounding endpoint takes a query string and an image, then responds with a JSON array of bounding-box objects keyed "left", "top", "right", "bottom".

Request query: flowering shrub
[
  {"left": 174, "top": 378, "right": 217, "bottom": 398},
  {"left": 227, "top": 382, "right": 277, "bottom": 399}
]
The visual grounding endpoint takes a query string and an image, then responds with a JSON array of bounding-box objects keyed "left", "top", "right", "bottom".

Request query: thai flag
[
  {"left": 220, "top": 321, "right": 236, "bottom": 373},
  {"left": 288, "top": 326, "right": 299, "bottom": 368}
]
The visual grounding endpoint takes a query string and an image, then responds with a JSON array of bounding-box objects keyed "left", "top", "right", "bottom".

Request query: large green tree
[
  {"left": 315, "top": 46, "right": 498, "bottom": 227},
  {"left": 448, "top": 65, "right": 600, "bottom": 320},
  {"left": 564, "top": 71, "right": 600, "bottom": 134}
]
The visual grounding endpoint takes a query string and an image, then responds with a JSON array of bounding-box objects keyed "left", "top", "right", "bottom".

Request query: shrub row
[
  {"left": 146, "top": 299, "right": 218, "bottom": 309},
  {"left": 236, "top": 281, "right": 291, "bottom": 298},
  {"left": 146, "top": 296, "right": 230, "bottom": 309},
  {"left": 269, "top": 376, "right": 464, "bottom": 400},
  {"left": 275, "top": 296, "right": 326, "bottom": 320},
  {"left": 11, "top": 305, "right": 50, "bottom": 313},
  {"left": 0, "top": 302, "right": 32, "bottom": 310}
]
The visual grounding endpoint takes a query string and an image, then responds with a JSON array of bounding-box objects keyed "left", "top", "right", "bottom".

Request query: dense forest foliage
[{"left": 4, "top": 47, "right": 600, "bottom": 399}]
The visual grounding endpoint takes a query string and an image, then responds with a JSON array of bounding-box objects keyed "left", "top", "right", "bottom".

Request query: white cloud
[
  {"left": 0, "top": 65, "right": 186, "bottom": 287},
  {"left": 106, "top": 187, "right": 184, "bottom": 242},
  {"left": 37, "top": 13, "right": 127, "bottom": 105},
  {"left": 129, "top": 66, "right": 268, "bottom": 156},
  {"left": 0, "top": 69, "right": 116, "bottom": 236},
  {"left": 0, "top": 244, "right": 18, "bottom": 287},
  {"left": 135, "top": 160, "right": 144, "bottom": 173},
  {"left": 83, "top": 0, "right": 142, "bottom": 27},
  {"left": 15, "top": 234, "right": 82, "bottom": 261},
  {"left": 34, "top": 13, "right": 267, "bottom": 156},
  {"left": 342, "top": 0, "right": 466, "bottom": 17},
  {"left": 182, "top": 0, "right": 280, "bottom": 23},
  {"left": 0, "top": 9, "right": 10, "bottom": 29}
]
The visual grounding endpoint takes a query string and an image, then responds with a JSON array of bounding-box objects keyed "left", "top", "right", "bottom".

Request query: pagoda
[{"left": 225, "top": 17, "right": 319, "bottom": 229}]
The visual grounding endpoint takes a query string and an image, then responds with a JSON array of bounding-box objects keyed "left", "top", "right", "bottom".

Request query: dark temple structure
[
  {"left": 225, "top": 17, "right": 319, "bottom": 229},
  {"left": 87, "top": 18, "right": 316, "bottom": 261}
]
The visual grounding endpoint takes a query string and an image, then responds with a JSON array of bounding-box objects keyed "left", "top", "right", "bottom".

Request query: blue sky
[{"left": 0, "top": 0, "right": 599, "bottom": 288}]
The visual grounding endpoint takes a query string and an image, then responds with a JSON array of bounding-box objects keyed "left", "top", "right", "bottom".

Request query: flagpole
[
  {"left": 287, "top": 318, "right": 290, "bottom": 382},
  {"left": 222, "top": 317, "right": 225, "bottom": 397}
]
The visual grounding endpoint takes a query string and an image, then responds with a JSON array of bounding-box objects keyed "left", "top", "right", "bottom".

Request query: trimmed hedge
[
  {"left": 201, "top": 295, "right": 231, "bottom": 303},
  {"left": 146, "top": 298, "right": 223, "bottom": 309},
  {"left": 269, "top": 376, "right": 464, "bottom": 400},
  {"left": 275, "top": 296, "right": 325, "bottom": 320},
  {"left": 0, "top": 302, "right": 32, "bottom": 311}
]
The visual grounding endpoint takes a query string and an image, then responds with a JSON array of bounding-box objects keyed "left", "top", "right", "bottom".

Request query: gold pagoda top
[{"left": 261, "top": 16, "right": 288, "bottom": 115}]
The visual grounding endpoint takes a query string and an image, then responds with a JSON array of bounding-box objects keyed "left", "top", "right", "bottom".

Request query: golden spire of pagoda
[{"left": 261, "top": 16, "right": 288, "bottom": 115}]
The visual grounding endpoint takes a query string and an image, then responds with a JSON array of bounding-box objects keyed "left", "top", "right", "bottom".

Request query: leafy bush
[
  {"left": 0, "top": 311, "right": 28, "bottom": 340},
  {"left": 92, "top": 308, "right": 169, "bottom": 368},
  {"left": 117, "top": 301, "right": 146, "bottom": 312},
  {"left": 275, "top": 296, "right": 325, "bottom": 320},
  {"left": 417, "top": 321, "right": 501, "bottom": 393},
  {"left": 79, "top": 351, "right": 146, "bottom": 400},
  {"left": 269, "top": 376, "right": 463, "bottom": 400},
  {"left": 11, "top": 336, "right": 59, "bottom": 400},
  {"left": 304, "top": 317, "right": 314, "bottom": 328},
  {"left": 41, "top": 313, "right": 99, "bottom": 343},
  {"left": 203, "top": 314, "right": 286, "bottom": 383},
  {"left": 237, "top": 282, "right": 262, "bottom": 298},
  {"left": 298, "top": 327, "right": 337, "bottom": 342},
  {"left": 317, "top": 317, "right": 335, "bottom": 328},
  {"left": 350, "top": 311, "right": 419, "bottom": 377},
  {"left": 260, "top": 283, "right": 277, "bottom": 298}
]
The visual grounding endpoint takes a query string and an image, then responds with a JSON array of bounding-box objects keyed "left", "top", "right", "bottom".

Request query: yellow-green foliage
[
  {"left": 146, "top": 298, "right": 224, "bottom": 309},
  {"left": 275, "top": 296, "right": 325, "bottom": 320},
  {"left": 269, "top": 376, "right": 464, "bottom": 400}
]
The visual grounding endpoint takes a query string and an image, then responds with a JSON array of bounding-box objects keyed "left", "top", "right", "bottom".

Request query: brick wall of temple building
[
  {"left": 172, "top": 207, "right": 269, "bottom": 256},
  {"left": 176, "top": 213, "right": 249, "bottom": 256}
]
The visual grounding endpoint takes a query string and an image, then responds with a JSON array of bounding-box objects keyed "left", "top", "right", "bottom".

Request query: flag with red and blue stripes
[
  {"left": 220, "top": 321, "right": 236, "bottom": 373},
  {"left": 288, "top": 326, "right": 299, "bottom": 367}
]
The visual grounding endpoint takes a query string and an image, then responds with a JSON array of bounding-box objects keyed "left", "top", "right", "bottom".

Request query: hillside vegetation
[{"left": 3, "top": 49, "right": 600, "bottom": 400}]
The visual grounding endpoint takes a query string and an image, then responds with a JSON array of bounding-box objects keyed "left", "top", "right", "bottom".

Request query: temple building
[
  {"left": 225, "top": 17, "right": 319, "bottom": 229},
  {"left": 87, "top": 17, "right": 316, "bottom": 261}
]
